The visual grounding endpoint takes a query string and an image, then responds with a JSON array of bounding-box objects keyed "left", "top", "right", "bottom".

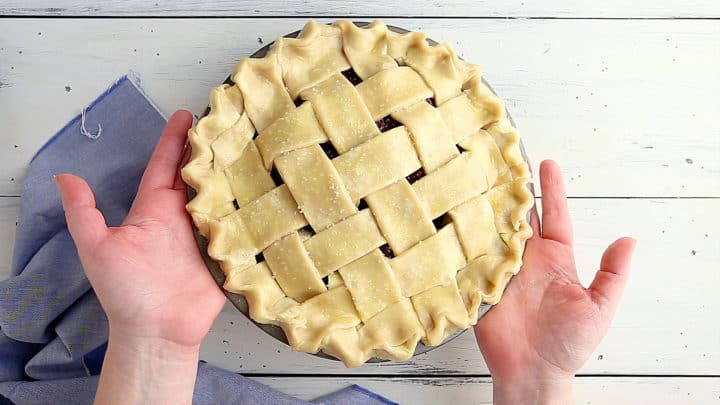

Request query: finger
[
  {"left": 173, "top": 144, "right": 192, "bottom": 191},
  {"left": 588, "top": 237, "right": 636, "bottom": 314},
  {"left": 55, "top": 174, "right": 109, "bottom": 251},
  {"left": 540, "top": 160, "right": 573, "bottom": 245},
  {"left": 137, "top": 110, "right": 193, "bottom": 194}
]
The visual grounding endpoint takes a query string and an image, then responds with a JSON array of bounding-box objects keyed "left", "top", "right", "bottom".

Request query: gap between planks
[
  {"left": 251, "top": 376, "right": 720, "bottom": 404},
  {"left": 2, "top": 0, "right": 719, "bottom": 18},
  {"left": 240, "top": 373, "right": 720, "bottom": 378},
  {"left": 2, "top": 15, "right": 720, "bottom": 20}
]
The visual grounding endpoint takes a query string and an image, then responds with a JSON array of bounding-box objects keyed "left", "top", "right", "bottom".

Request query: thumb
[
  {"left": 588, "top": 237, "right": 636, "bottom": 316},
  {"left": 55, "top": 174, "right": 109, "bottom": 253}
]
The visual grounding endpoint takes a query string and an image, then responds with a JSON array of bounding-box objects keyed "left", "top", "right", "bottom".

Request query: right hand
[{"left": 474, "top": 160, "right": 636, "bottom": 404}]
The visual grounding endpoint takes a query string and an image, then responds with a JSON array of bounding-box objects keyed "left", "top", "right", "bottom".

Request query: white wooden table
[{"left": 1, "top": 2, "right": 719, "bottom": 403}]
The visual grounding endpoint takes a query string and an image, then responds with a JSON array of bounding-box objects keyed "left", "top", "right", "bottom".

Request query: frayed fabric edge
[
  {"left": 31, "top": 71, "right": 166, "bottom": 162},
  {"left": 126, "top": 70, "right": 168, "bottom": 121}
]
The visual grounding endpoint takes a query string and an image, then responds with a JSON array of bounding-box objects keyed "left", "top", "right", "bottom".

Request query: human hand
[
  {"left": 56, "top": 110, "right": 225, "bottom": 404},
  {"left": 474, "top": 160, "right": 636, "bottom": 405}
]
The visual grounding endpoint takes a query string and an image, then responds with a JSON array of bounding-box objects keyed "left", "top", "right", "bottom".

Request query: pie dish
[{"left": 182, "top": 20, "right": 534, "bottom": 367}]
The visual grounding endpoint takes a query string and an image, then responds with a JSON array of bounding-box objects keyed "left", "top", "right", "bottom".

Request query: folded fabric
[
  {"left": 313, "top": 385, "right": 399, "bottom": 405},
  {"left": 0, "top": 73, "right": 396, "bottom": 405}
]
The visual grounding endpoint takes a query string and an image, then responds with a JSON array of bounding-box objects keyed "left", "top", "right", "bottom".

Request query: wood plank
[
  {"left": 0, "top": 19, "right": 718, "bottom": 197},
  {"left": 1, "top": 0, "right": 719, "bottom": 18},
  {"left": 0, "top": 195, "right": 717, "bottom": 374},
  {"left": 251, "top": 376, "right": 720, "bottom": 404}
]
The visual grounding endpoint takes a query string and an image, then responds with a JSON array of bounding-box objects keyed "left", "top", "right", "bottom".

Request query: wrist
[
  {"left": 108, "top": 327, "right": 201, "bottom": 361},
  {"left": 94, "top": 327, "right": 200, "bottom": 405},
  {"left": 492, "top": 371, "right": 574, "bottom": 405}
]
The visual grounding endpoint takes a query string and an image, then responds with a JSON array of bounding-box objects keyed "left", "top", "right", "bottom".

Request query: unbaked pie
[{"left": 182, "top": 20, "right": 534, "bottom": 367}]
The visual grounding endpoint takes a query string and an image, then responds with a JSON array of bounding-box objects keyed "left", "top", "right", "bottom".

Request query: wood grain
[
  {"left": 0, "top": 196, "right": 717, "bottom": 375},
  {"left": 251, "top": 376, "right": 720, "bottom": 404},
  {"left": 2, "top": 0, "right": 719, "bottom": 18},
  {"left": 1, "top": 13, "right": 718, "bottom": 400},
  {"left": 0, "top": 18, "right": 718, "bottom": 197}
]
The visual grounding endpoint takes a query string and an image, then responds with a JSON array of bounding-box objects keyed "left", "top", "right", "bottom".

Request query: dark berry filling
[
  {"left": 270, "top": 166, "right": 284, "bottom": 185},
  {"left": 320, "top": 142, "right": 340, "bottom": 159},
  {"left": 300, "top": 224, "right": 316, "bottom": 236},
  {"left": 433, "top": 214, "right": 448, "bottom": 229},
  {"left": 405, "top": 168, "right": 426, "bottom": 184},
  {"left": 379, "top": 244, "right": 396, "bottom": 258},
  {"left": 341, "top": 68, "right": 363, "bottom": 86},
  {"left": 375, "top": 115, "right": 402, "bottom": 132}
]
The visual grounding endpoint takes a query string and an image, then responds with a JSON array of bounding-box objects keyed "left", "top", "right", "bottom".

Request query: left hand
[{"left": 56, "top": 110, "right": 226, "bottom": 349}]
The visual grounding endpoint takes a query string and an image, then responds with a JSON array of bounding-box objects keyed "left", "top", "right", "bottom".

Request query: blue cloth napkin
[
  {"left": 0, "top": 73, "right": 397, "bottom": 405},
  {"left": 313, "top": 385, "right": 399, "bottom": 405}
]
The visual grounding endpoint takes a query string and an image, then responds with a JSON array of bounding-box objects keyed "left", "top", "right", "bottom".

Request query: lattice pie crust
[{"left": 182, "top": 20, "right": 534, "bottom": 367}]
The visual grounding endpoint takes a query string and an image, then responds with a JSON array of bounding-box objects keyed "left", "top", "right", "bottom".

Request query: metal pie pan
[{"left": 189, "top": 22, "right": 534, "bottom": 364}]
